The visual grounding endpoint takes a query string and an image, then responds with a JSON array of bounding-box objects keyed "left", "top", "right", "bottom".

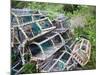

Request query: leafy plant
[{"left": 20, "top": 63, "right": 37, "bottom": 74}]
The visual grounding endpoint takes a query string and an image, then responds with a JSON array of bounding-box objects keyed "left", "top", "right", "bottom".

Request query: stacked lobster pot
[
  {"left": 11, "top": 9, "right": 91, "bottom": 74},
  {"left": 11, "top": 8, "right": 56, "bottom": 74}
]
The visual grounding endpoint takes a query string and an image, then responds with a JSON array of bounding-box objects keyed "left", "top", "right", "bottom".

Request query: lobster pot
[
  {"left": 50, "top": 53, "right": 71, "bottom": 72},
  {"left": 11, "top": 9, "right": 33, "bottom": 25},
  {"left": 40, "top": 45, "right": 80, "bottom": 72},
  {"left": 61, "top": 32, "right": 69, "bottom": 42},
  {"left": 11, "top": 14, "right": 32, "bottom": 26},
  {"left": 61, "top": 17, "right": 70, "bottom": 28},
  {"left": 37, "top": 18, "right": 54, "bottom": 29},
  {"left": 42, "top": 60, "right": 56, "bottom": 72},
  {"left": 12, "top": 18, "right": 55, "bottom": 42},
  {"left": 54, "top": 28, "right": 72, "bottom": 44},
  {"left": 41, "top": 48, "right": 72, "bottom": 72},
  {"left": 11, "top": 9, "right": 56, "bottom": 41},
  {"left": 50, "top": 60, "right": 65, "bottom": 72},
  {"left": 17, "top": 15, "right": 32, "bottom": 24},
  {"left": 37, "top": 18, "right": 55, "bottom": 34},
  {"left": 29, "top": 32, "right": 65, "bottom": 60},
  {"left": 11, "top": 9, "right": 45, "bottom": 25},
  {"left": 52, "top": 20, "right": 62, "bottom": 28},
  {"left": 72, "top": 38, "right": 91, "bottom": 66},
  {"left": 41, "top": 40, "right": 54, "bottom": 52},
  {"left": 52, "top": 14, "right": 70, "bottom": 29},
  {"left": 41, "top": 33, "right": 65, "bottom": 55},
  {"left": 11, "top": 8, "right": 34, "bottom": 15},
  {"left": 60, "top": 52, "right": 71, "bottom": 63},
  {"left": 60, "top": 30, "right": 72, "bottom": 43},
  {"left": 21, "top": 22, "right": 42, "bottom": 38},
  {"left": 28, "top": 35, "right": 53, "bottom": 56},
  {"left": 19, "top": 19, "right": 55, "bottom": 39},
  {"left": 29, "top": 44, "right": 41, "bottom": 55},
  {"left": 31, "top": 22, "right": 42, "bottom": 36}
]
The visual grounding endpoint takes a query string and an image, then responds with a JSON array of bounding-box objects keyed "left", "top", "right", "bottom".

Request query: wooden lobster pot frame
[
  {"left": 72, "top": 38, "right": 91, "bottom": 66},
  {"left": 29, "top": 32, "right": 65, "bottom": 61}
]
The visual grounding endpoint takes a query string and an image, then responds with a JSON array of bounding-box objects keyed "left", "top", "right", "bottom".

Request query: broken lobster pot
[
  {"left": 29, "top": 32, "right": 65, "bottom": 61},
  {"left": 72, "top": 38, "right": 91, "bottom": 66}
]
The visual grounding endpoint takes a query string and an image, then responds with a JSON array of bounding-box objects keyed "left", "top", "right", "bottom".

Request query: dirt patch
[{"left": 70, "top": 16, "right": 86, "bottom": 29}]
